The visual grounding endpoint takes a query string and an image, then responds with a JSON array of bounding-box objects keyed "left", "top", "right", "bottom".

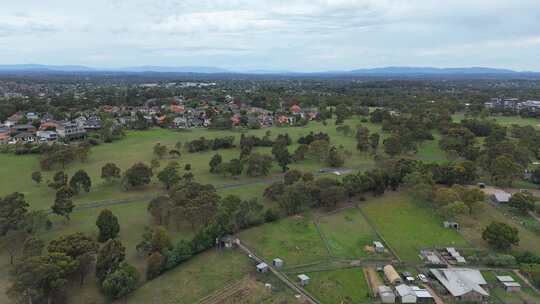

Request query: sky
[{"left": 1, "top": 0, "right": 540, "bottom": 72}]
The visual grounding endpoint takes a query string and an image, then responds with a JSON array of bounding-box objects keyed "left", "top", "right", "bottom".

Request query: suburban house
[
  {"left": 10, "top": 124, "right": 37, "bottom": 135},
  {"left": 56, "top": 122, "right": 87, "bottom": 140},
  {"left": 0, "top": 127, "right": 11, "bottom": 144},
  {"left": 430, "top": 268, "right": 489, "bottom": 302},
  {"left": 12, "top": 132, "right": 37, "bottom": 143},
  {"left": 26, "top": 112, "right": 39, "bottom": 121},
  {"left": 36, "top": 130, "right": 58, "bottom": 142}
]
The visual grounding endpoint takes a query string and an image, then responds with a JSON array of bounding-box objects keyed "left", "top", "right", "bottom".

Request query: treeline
[
  {"left": 186, "top": 136, "right": 235, "bottom": 153},
  {"left": 138, "top": 177, "right": 275, "bottom": 281}
]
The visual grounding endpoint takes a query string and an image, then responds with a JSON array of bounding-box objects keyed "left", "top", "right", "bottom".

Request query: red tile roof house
[{"left": 290, "top": 105, "right": 302, "bottom": 113}]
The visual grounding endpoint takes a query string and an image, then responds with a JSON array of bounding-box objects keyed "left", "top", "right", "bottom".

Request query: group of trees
[
  {"left": 186, "top": 136, "right": 235, "bottom": 153},
  {"left": 6, "top": 207, "right": 135, "bottom": 303},
  {"left": 39, "top": 143, "right": 91, "bottom": 170}
]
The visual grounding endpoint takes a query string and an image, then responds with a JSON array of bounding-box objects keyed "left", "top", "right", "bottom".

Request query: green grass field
[
  {"left": 317, "top": 208, "right": 385, "bottom": 260},
  {"left": 238, "top": 214, "right": 330, "bottom": 267},
  {"left": 361, "top": 192, "right": 467, "bottom": 261},
  {"left": 303, "top": 268, "right": 372, "bottom": 304}
]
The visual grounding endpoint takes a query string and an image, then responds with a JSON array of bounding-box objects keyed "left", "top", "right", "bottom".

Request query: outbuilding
[
  {"left": 373, "top": 241, "right": 385, "bottom": 253},
  {"left": 384, "top": 265, "right": 402, "bottom": 285},
  {"left": 272, "top": 258, "right": 284, "bottom": 268},
  {"left": 256, "top": 263, "right": 269, "bottom": 273},
  {"left": 396, "top": 284, "right": 417, "bottom": 303},
  {"left": 298, "top": 274, "right": 310, "bottom": 286},
  {"left": 378, "top": 285, "right": 396, "bottom": 303},
  {"left": 496, "top": 276, "right": 521, "bottom": 292}
]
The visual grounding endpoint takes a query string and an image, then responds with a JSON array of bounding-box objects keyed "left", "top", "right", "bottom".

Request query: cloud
[{"left": 0, "top": 0, "right": 539, "bottom": 71}]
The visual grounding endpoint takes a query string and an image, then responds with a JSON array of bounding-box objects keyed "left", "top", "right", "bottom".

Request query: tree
[
  {"left": 482, "top": 222, "right": 519, "bottom": 250},
  {"left": 70, "top": 169, "right": 92, "bottom": 194},
  {"left": 326, "top": 146, "right": 345, "bottom": 167},
  {"left": 169, "top": 149, "right": 181, "bottom": 158},
  {"left": 284, "top": 169, "right": 303, "bottom": 185},
  {"left": 52, "top": 187, "right": 75, "bottom": 220},
  {"left": 272, "top": 143, "right": 291, "bottom": 172},
  {"left": 278, "top": 182, "right": 313, "bottom": 215},
  {"left": 101, "top": 262, "right": 140, "bottom": 300},
  {"left": 369, "top": 133, "right": 380, "bottom": 151},
  {"left": 509, "top": 192, "right": 536, "bottom": 213},
  {"left": 308, "top": 140, "right": 330, "bottom": 162},
  {"left": 96, "top": 239, "right": 126, "bottom": 283},
  {"left": 148, "top": 196, "right": 171, "bottom": 226},
  {"left": 383, "top": 136, "right": 402, "bottom": 157},
  {"left": 136, "top": 226, "right": 172, "bottom": 254},
  {"left": 157, "top": 164, "right": 181, "bottom": 190},
  {"left": 48, "top": 171, "right": 68, "bottom": 190},
  {"left": 123, "top": 162, "right": 153, "bottom": 188},
  {"left": 31, "top": 171, "right": 42, "bottom": 185},
  {"left": 96, "top": 209, "right": 121, "bottom": 242},
  {"left": 335, "top": 104, "right": 350, "bottom": 124},
  {"left": 490, "top": 155, "right": 523, "bottom": 185},
  {"left": 319, "top": 185, "right": 347, "bottom": 210},
  {"left": 153, "top": 143, "right": 167, "bottom": 159},
  {"left": 246, "top": 153, "right": 273, "bottom": 177},
  {"left": 0, "top": 192, "right": 29, "bottom": 236},
  {"left": 227, "top": 158, "right": 244, "bottom": 178},
  {"left": 101, "top": 163, "right": 121, "bottom": 182},
  {"left": 47, "top": 232, "right": 98, "bottom": 286},
  {"left": 146, "top": 252, "right": 165, "bottom": 280},
  {"left": 209, "top": 154, "right": 223, "bottom": 174},
  {"left": 440, "top": 201, "right": 470, "bottom": 219},
  {"left": 22, "top": 236, "right": 45, "bottom": 258},
  {"left": 7, "top": 252, "right": 78, "bottom": 304},
  {"left": 355, "top": 126, "right": 370, "bottom": 152},
  {"left": 1, "top": 230, "right": 27, "bottom": 265}
]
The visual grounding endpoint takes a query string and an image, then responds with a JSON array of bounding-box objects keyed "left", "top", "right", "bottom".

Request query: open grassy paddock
[
  {"left": 361, "top": 192, "right": 468, "bottom": 262},
  {"left": 317, "top": 207, "right": 389, "bottom": 260},
  {"left": 303, "top": 268, "right": 372, "bottom": 304}
]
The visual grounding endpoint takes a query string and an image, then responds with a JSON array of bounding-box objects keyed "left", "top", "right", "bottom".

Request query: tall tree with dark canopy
[
  {"left": 101, "top": 163, "right": 121, "bottom": 182},
  {"left": 123, "top": 162, "right": 153, "bottom": 188},
  {"left": 52, "top": 187, "right": 75, "bottom": 220},
  {"left": 482, "top": 221, "right": 520, "bottom": 250},
  {"left": 0, "top": 192, "right": 28, "bottom": 236},
  {"left": 70, "top": 169, "right": 92, "bottom": 194},
  {"left": 101, "top": 262, "right": 140, "bottom": 300},
  {"left": 31, "top": 171, "right": 42, "bottom": 185},
  {"left": 96, "top": 209, "right": 121, "bottom": 242},
  {"left": 47, "top": 232, "right": 99, "bottom": 285},
  {"left": 96, "top": 239, "right": 126, "bottom": 284}
]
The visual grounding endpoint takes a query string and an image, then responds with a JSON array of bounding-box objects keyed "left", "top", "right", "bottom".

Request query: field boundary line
[{"left": 356, "top": 206, "right": 402, "bottom": 264}]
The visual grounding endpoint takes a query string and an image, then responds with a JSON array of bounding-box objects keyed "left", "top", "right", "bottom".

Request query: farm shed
[
  {"left": 297, "top": 274, "right": 310, "bottom": 286},
  {"left": 395, "top": 284, "right": 417, "bottom": 303},
  {"left": 378, "top": 285, "right": 396, "bottom": 303},
  {"left": 256, "top": 263, "right": 269, "bottom": 273},
  {"left": 496, "top": 276, "right": 521, "bottom": 292},
  {"left": 373, "top": 241, "right": 385, "bottom": 253},
  {"left": 443, "top": 221, "right": 460, "bottom": 230},
  {"left": 489, "top": 189, "right": 511, "bottom": 203},
  {"left": 411, "top": 286, "right": 434, "bottom": 303},
  {"left": 272, "top": 258, "right": 283, "bottom": 268},
  {"left": 384, "top": 265, "right": 402, "bottom": 285},
  {"left": 430, "top": 268, "right": 489, "bottom": 302}
]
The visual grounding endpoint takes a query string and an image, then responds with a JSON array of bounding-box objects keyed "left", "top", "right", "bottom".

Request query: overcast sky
[{"left": 1, "top": 0, "right": 540, "bottom": 72}]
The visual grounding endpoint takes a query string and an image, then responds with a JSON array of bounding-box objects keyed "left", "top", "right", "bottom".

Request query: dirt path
[
  {"left": 513, "top": 270, "right": 540, "bottom": 295},
  {"left": 424, "top": 285, "right": 445, "bottom": 304}
]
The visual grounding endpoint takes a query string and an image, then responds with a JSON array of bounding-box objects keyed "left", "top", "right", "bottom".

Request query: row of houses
[
  {"left": 0, "top": 121, "right": 87, "bottom": 144},
  {"left": 485, "top": 97, "right": 540, "bottom": 112}
]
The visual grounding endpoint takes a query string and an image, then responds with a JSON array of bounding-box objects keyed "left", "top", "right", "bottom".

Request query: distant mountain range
[{"left": 0, "top": 64, "right": 537, "bottom": 76}]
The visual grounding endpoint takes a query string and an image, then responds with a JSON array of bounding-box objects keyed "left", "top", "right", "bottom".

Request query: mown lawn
[
  {"left": 303, "top": 268, "right": 372, "bottom": 304},
  {"left": 238, "top": 214, "right": 330, "bottom": 267},
  {"left": 361, "top": 192, "right": 467, "bottom": 261},
  {"left": 318, "top": 208, "right": 384, "bottom": 259}
]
